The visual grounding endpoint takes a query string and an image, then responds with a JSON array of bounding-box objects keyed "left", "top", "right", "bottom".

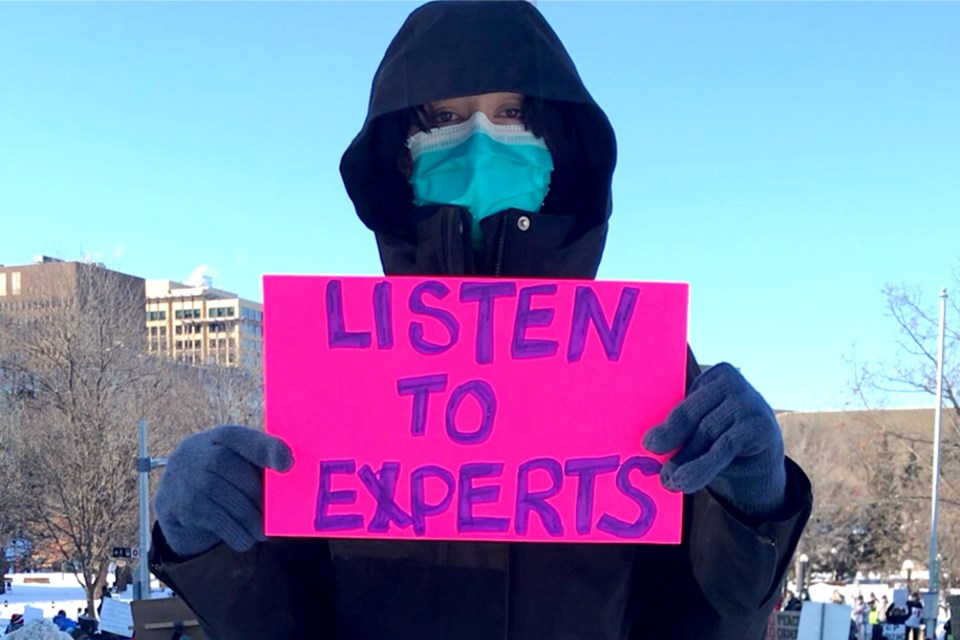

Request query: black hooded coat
[{"left": 150, "top": 3, "right": 812, "bottom": 638}]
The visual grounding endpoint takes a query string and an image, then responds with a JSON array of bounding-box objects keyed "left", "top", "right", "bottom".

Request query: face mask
[{"left": 407, "top": 112, "right": 554, "bottom": 245}]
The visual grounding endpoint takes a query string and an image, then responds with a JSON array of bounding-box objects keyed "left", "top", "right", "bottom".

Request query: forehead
[{"left": 428, "top": 92, "right": 524, "bottom": 107}]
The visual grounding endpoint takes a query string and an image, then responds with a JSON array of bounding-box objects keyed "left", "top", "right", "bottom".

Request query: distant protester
[
  {"left": 51, "top": 611, "right": 77, "bottom": 633},
  {"left": 5, "top": 613, "right": 25, "bottom": 634}
]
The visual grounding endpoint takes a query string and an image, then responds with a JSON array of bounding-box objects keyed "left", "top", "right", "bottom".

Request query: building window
[
  {"left": 209, "top": 306, "right": 236, "bottom": 318},
  {"left": 194, "top": 340, "right": 202, "bottom": 349},
  {"left": 175, "top": 326, "right": 183, "bottom": 335},
  {"left": 175, "top": 340, "right": 183, "bottom": 350},
  {"left": 11, "top": 272, "right": 20, "bottom": 296},
  {"left": 209, "top": 339, "right": 216, "bottom": 349},
  {"left": 0, "top": 274, "right": 6, "bottom": 297},
  {"left": 150, "top": 327, "right": 158, "bottom": 336},
  {"left": 146, "top": 310, "right": 167, "bottom": 322}
]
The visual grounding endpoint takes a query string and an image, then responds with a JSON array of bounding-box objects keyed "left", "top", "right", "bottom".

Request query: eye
[
  {"left": 499, "top": 106, "right": 524, "bottom": 121},
  {"left": 428, "top": 109, "right": 462, "bottom": 127}
]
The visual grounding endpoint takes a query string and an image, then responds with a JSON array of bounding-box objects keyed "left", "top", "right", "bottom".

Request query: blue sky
[{"left": 1, "top": 1, "right": 957, "bottom": 413}]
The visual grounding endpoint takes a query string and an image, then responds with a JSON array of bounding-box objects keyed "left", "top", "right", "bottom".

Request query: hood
[{"left": 340, "top": 0, "right": 617, "bottom": 276}]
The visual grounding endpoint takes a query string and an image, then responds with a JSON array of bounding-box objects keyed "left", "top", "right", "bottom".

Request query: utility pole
[
  {"left": 134, "top": 420, "right": 168, "bottom": 600},
  {"left": 925, "top": 288, "right": 947, "bottom": 638}
]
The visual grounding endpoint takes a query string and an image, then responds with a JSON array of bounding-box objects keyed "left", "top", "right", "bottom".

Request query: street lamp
[
  {"left": 902, "top": 559, "right": 915, "bottom": 591},
  {"left": 797, "top": 553, "right": 810, "bottom": 599}
]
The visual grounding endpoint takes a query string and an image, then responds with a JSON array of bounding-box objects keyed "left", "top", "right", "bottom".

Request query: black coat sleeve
[
  {"left": 633, "top": 458, "right": 813, "bottom": 640},
  {"left": 149, "top": 524, "right": 336, "bottom": 640}
]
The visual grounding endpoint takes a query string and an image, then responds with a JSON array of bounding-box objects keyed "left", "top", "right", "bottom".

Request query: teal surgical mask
[{"left": 407, "top": 112, "right": 554, "bottom": 245}]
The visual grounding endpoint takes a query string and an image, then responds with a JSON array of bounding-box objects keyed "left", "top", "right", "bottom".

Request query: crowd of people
[{"left": 779, "top": 588, "right": 954, "bottom": 640}]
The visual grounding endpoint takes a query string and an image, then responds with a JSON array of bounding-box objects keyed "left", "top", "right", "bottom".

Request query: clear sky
[{"left": 1, "top": 1, "right": 957, "bottom": 413}]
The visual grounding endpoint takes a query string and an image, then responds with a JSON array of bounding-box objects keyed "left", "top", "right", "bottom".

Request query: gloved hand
[
  {"left": 643, "top": 363, "right": 786, "bottom": 519},
  {"left": 154, "top": 425, "right": 293, "bottom": 557}
]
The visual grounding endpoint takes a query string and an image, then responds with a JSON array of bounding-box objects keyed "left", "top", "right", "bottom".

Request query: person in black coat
[{"left": 149, "top": 3, "right": 812, "bottom": 639}]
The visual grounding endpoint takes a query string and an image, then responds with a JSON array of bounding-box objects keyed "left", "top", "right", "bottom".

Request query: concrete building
[
  {"left": 0, "top": 256, "right": 145, "bottom": 339},
  {"left": 145, "top": 279, "right": 263, "bottom": 369}
]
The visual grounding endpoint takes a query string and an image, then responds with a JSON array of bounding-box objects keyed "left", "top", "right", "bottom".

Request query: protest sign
[
  {"left": 98, "top": 597, "right": 134, "bottom": 638},
  {"left": 893, "top": 588, "right": 908, "bottom": 608},
  {"left": 767, "top": 611, "right": 802, "bottom": 640},
  {"left": 22, "top": 606, "right": 43, "bottom": 623},
  {"left": 131, "top": 597, "right": 209, "bottom": 640},
  {"left": 797, "top": 603, "right": 851, "bottom": 640},
  {"left": 881, "top": 624, "right": 906, "bottom": 640},
  {"left": 264, "top": 276, "right": 688, "bottom": 544}
]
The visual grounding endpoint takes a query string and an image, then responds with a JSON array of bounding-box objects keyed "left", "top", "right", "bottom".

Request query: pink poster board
[{"left": 263, "top": 275, "right": 688, "bottom": 544}]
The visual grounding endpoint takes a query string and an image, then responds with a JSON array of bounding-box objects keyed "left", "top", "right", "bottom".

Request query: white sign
[
  {"left": 98, "top": 598, "right": 134, "bottom": 637},
  {"left": 797, "top": 602, "right": 852, "bottom": 640},
  {"left": 881, "top": 624, "right": 906, "bottom": 640},
  {"left": 892, "top": 588, "right": 908, "bottom": 608},
  {"left": 22, "top": 606, "right": 44, "bottom": 623}
]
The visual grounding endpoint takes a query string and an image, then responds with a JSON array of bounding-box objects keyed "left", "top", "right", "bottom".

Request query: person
[
  {"left": 853, "top": 595, "right": 869, "bottom": 640},
  {"left": 51, "top": 611, "right": 77, "bottom": 633},
  {"left": 148, "top": 2, "right": 812, "bottom": 639},
  {"left": 905, "top": 592, "right": 923, "bottom": 640},
  {"left": 887, "top": 600, "right": 909, "bottom": 625},
  {"left": 75, "top": 610, "right": 96, "bottom": 637},
  {"left": 95, "top": 585, "right": 110, "bottom": 617},
  {"left": 879, "top": 595, "right": 889, "bottom": 623},
  {"left": 783, "top": 590, "right": 802, "bottom": 612},
  {"left": 5, "top": 613, "right": 25, "bottom": 635}
]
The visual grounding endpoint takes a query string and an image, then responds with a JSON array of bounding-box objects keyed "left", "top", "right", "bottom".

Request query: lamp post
[
  {"left": 925, "top": 289, "right": 947, "bottom": 640},
  {"left": 902, "top": 559, "right": 915, "bottom": 592},
  {"left": 797, "top": 553, "right": 810, "bottom": 599},
  {"left": 134, "top": 420, "right": 168, "bottom": 601}
]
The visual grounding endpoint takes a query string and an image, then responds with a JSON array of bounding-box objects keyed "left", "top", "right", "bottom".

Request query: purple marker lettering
[
  {"left": 457, "top": 462, "right": 509, "bottom": 533},
  {"left": 511, "top": 284, "right": 559, "bottom": 360},
  {"left": 567, "top": 286, "right": 639, "bottom": 363},
  {"left": 373, "top": 281, "right": 394, "bottom": 349},
  {"left": 597, "top": 456, "right": 661, "bottom": 538},
  {"left": 564, "top": 455, "right": 620, "bottom": 534},
  {"left": 445, "top": 380, "right": 497, "bottom": 445},
  {"left": 409, "top": 280, "right": 459, "bottom": 355},
  {"left": 326, "top": 280, "right": 372, "bottom": 349},
  {"left": 315, "top": 459, "right": 363, "bottom": 531},
  {"left": 459, "top": 281, "right": 517, "bottom": 364},
  {"left": 410, "top": 465, "right": 456, "bottom": 536},
  {"left": 396, "top": 374, "right": 448, "bottom": 436},
  {"left": 358, "top": 462, "right": 413, "bottom": 532},
  {"left": 515, "top": 458, "right": 564, "bottom": 536}
]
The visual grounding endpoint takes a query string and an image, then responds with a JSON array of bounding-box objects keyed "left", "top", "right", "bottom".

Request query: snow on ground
[
  {"left": 2, "top": 573, "right": 88, "bottom": 630},
  {"left": 0, "top": 573, "right": 166, "bottom": 632},
  {"left": 2, "top": 572, "right": 955, "bottom": 634}
]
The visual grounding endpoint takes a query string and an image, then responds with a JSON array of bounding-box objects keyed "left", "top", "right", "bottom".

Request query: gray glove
[
  {"left": 643, "top": 363, "right": 786, "bottom": 519},
  {"left": 154, "top": 425, "right": 293, "bottom": 557}
]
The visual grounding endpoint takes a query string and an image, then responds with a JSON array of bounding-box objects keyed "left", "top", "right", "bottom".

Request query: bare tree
[
  {"left": 847, "top": 265, "right": 960, "bottom": 586},
  {"left": 0, "top": 263, "right": 182, "bottom": 615},
  {"left": 0, "top": 260, "right": 269, "bottom": 611}
]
